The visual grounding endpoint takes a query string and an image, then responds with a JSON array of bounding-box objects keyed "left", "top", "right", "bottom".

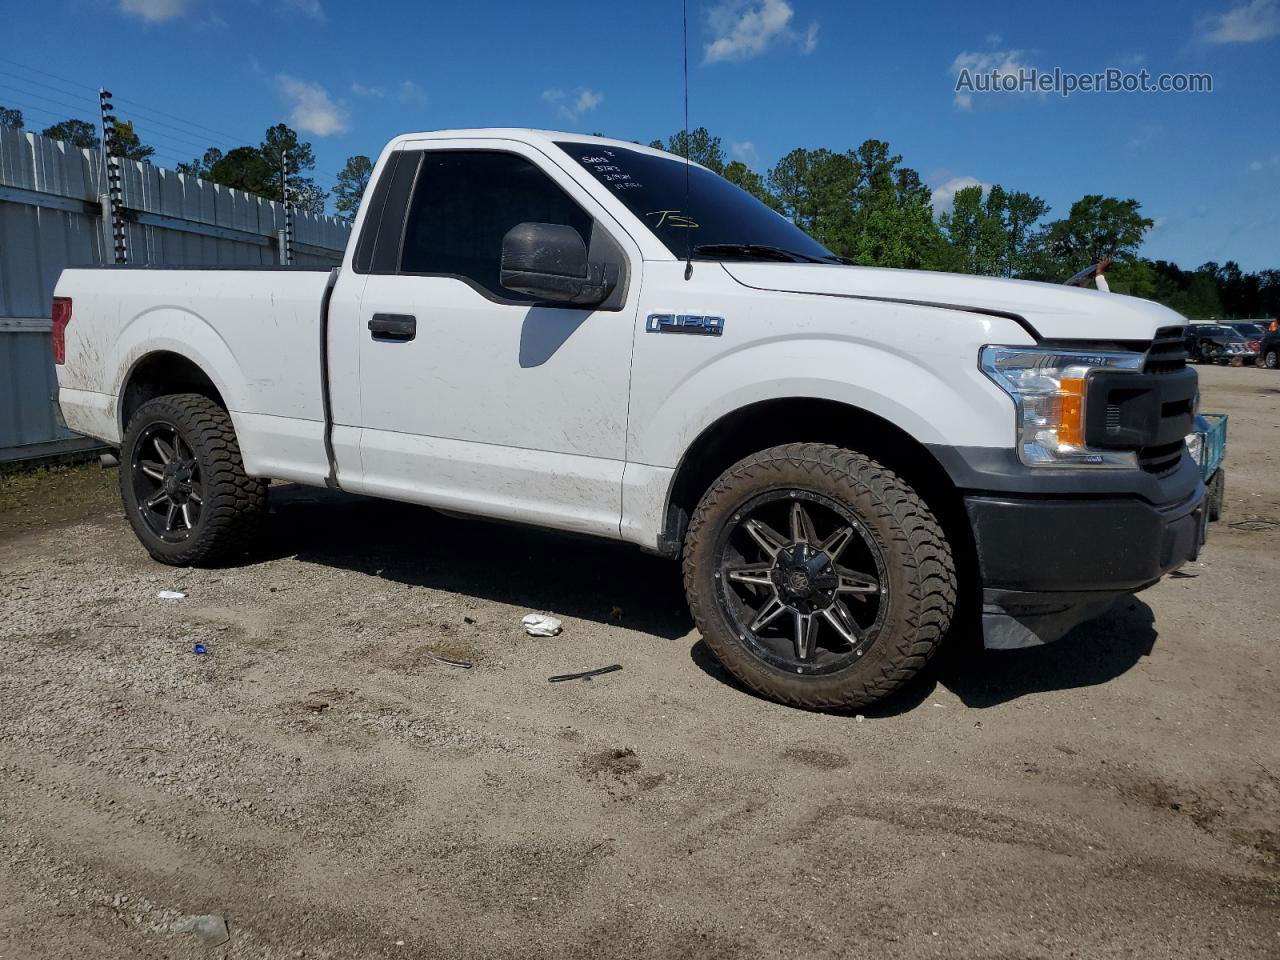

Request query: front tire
[
  {"left": 682, "top": 443, "right": 957, "bottom": 710},
  {"left": 1265, "top": 349, "right": 1279, "bottom": 370},
  {"left": 120, "top": 393, "right": 267, "bottom": 566}
]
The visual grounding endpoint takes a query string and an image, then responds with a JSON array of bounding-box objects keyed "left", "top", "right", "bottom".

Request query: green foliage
[
  {"left": 333, "top": 155, "right": 374, "bottom": 223},
  {"left": 113, "top": 120, "right": 155, "bottom": 162},
  {"left": 766, "top": 141, "right": 947, "bottom": 269},
  {"left": 1034, "top": 195, "right": 1154, "bottom": 281},
  {"left": 36, "top": 116, "right": 152, "bottom": 160},
  {"left": 175, "top": 124, "right": 325, "bottom": 214},
  {"left": 176, "top": 148, "right": 224, "bottom": 178},
  {"left": 650, "top": 127, "right": 726, "bottom": 174},
  {"left": 208, "top": 147, "right": 273, "bottom": 194},
  {"left": 41, "top": 118, "right": 99, "bottom": 149},
  {"left": 722, "top": 160, "right": 779, "bottom": 210},
  {"left": 938, "top": 184, "right": 1050, "bottom": 277},
  {"left": 0, "top": 105, "right": 23, "bottom": 129}
]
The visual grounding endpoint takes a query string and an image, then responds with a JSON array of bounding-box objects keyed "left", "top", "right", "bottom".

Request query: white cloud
[
  {"left": 930, "top": 175, "right": 992, "bottom": 212},
  {"left": 351, "top": 82, "right": 385, "bottom": 98},
  {"left": 542, "top": 88, "right": 604, "bottom": 121},
  {"left": 800, "top": 22, "right": 819, "bottom": 54},
  {"left": 277, "top": 74, "right": 349, "bottom": 136},
  {"left": 731, "top": 140, "right": 760, "bottom": 166},
  {"left": 949, "top": 48, "right": 1035, "bottom": 110},
  {"left": 280, "top": 0, "right": 324, "bottom": 19},
  {"left": 1197, "top": 0, "right": 1280, "bottom": 44},
  {"left": 1248, "top": 154, "right": 1280, "bottom": 172},
  {"left": 118, "top": 0, "right": 190, "bottom": 21},
  {"left": 704, "top": 0, "right": 819, "bottom": 64},
  {"left": 399, "top": 81, "right": 427, "bottom": 105}
]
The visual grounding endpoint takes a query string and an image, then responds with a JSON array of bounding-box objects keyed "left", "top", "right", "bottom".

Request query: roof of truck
[{"left": 386, "top": 128, "right": 707, "bottom": 167}]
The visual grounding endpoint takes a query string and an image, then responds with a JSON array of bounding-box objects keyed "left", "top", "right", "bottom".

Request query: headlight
[{"left": 980, "top": 345, "right": 1144, "bottom": 467}]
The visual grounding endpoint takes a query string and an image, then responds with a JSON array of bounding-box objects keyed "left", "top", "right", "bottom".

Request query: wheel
[
  {"left": 1265, "top": 350, "right": 1279, "bottom": 370},
  {"left": 1207, "top": 469, "right": 1225, "bottom": 522},
  {"left": 682, "top": 443, "right": 956, "bottom": 710},
  {"left": 120, "top": 393, "right": 267, "bottom": 565}
]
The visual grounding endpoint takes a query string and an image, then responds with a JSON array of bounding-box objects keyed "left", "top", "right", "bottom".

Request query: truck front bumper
[
  {"left": 967, "top": 485, "right": 1206, "bottom": 648},
  {"left": 930, "top": 446, "right": 1207, "bottom": 649}
]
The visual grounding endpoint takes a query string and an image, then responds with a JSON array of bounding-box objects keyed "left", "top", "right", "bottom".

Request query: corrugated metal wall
[{"left": 0, "top": 126, "right": 351, "bottom": 463}]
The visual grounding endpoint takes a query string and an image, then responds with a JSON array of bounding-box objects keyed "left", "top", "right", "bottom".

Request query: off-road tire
[
  {"left": 1265, "top": 349, "right": 1279, "bottom": 370},
  {"left": 120, "top": 393, "right": 267, "bottom": 566},
  {"left": 683, "top": 443, "right": 957, "bottom": 710}
]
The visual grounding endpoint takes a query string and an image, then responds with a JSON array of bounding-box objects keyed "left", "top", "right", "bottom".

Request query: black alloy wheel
[
  {"left": 714, "top": 490, "right": 887, "bottom": 675},
  {"left": 130, "top": 421, "right": 204, "bottom": 542}
]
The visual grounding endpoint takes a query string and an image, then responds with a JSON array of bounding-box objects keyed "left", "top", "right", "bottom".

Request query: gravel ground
[{"left": 1, "top": 364, "right": 1277, "bottom": 960}]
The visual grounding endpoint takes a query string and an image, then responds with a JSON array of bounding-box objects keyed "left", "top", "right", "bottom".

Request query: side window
[{"left": 399, "top": 151, "right": 594, "bottom": 300}]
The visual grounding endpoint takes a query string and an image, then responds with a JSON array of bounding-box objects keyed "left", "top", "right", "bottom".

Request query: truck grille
[
  {"left": 1144, "top": 326, "right": 1187, "bottom": 374},
  {"left": 1139, "top": 326, "right": 1190, "bottom": 475}
]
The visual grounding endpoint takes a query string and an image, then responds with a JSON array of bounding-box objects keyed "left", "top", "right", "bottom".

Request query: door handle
[{"left": 369, "top": 313, "right": 417, "bottom": 342}]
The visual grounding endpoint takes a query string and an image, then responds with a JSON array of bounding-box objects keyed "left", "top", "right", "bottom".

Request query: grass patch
[{"left": 0, "top": 462, "right": 120, "bottom": 540}]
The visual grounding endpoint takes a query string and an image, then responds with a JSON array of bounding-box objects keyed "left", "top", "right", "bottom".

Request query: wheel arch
[
  {"left": 119, "top": 350, "right": 228, "bottom": 435},
  {"left": 659, "top": 397, "right": 975, "bottom": 575}
]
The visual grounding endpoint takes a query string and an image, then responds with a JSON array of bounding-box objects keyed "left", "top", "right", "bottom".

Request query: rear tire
[
  {"left": 682, "top": 443, "right": 956, "bottom": 710},
  {"left": 120, "top": 393, "right": 267, "bottom": 566},
  {"left": 1265, "top": 350, "right": 1279, "bottom": 370}
]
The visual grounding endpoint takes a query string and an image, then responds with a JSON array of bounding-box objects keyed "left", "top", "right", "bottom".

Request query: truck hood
[{"left": 720, "top": 263, "right": 1186, "bottom": 342}]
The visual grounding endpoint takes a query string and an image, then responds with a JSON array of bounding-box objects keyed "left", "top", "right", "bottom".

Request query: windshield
[
  {"left": 556, "top": 141, "right": 837, "bottom": 263},
  {"left": 1232, "top": 323, "right": 1263, "bottom": 336}
]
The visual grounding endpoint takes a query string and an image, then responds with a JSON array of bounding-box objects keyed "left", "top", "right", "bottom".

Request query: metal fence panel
[
  {"left": 0, "top": 126, "right": 351, "bottom": 463},
  {"left": 0, "top": 319, "right": 79, "bottom": 456}
]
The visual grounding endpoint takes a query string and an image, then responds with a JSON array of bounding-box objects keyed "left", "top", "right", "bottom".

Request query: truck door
[{"left": 347, "top": 140, "right": 642, "bottom": 539}]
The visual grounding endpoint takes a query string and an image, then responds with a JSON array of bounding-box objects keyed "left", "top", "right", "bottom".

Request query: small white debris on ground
[{"left": 522, "top": 614, "right": 563, "bottom": 637}]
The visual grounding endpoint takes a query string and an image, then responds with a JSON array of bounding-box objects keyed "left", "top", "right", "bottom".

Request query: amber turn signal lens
[{"left": 1056, "top": 377, "right": 1086, "bottom": 447}]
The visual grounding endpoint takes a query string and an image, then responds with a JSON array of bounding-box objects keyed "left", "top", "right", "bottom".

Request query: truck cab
[{"left": 53, "top": 129, "right": 1206, "bottom": 710}]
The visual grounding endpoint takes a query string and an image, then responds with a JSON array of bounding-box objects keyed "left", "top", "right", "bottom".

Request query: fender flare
[{"left": 111, "top": 307, "right": 246, "bottom": 435}]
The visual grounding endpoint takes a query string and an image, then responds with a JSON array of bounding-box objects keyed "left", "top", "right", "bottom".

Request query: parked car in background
[
  {"left": 1228, "top": 322, "right": 1266, "bottom": 339},
  {"left": 1260, "top": 330, "right": 1280, "bottom": 369},
  {"left": 1227, "top": 323, "right": 1265, "bottom": 360},
  {"left": 1185, "top": 324, "right": 1258, "bottom": 364}
]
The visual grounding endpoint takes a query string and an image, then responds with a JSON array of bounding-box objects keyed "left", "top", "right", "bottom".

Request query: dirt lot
[{"left": 1, "top": 364, "right": 1277, "bottom": 960}]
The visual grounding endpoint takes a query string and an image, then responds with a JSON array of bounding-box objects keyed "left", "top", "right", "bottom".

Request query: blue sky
[{"left": 3, "top": 0, "right": 1278, "bottom": 270}]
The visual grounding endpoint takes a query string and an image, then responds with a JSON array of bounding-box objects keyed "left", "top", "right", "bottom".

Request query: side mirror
[{"left": 500, "top": 222, "right": 617, "bottom": 307}]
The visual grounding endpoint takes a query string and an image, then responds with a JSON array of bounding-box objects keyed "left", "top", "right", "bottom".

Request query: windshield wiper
[{"left": 693, "top": 243, "right": 829, "bottom": 264}]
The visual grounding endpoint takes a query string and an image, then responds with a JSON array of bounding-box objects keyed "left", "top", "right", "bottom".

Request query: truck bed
[{"left": 55, "top": 266, "right": 337, "bottom": 486}]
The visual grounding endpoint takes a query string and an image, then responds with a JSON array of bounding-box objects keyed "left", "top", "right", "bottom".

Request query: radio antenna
[{"left": 682, "top": 0, "right": 693, "bottom": 280}]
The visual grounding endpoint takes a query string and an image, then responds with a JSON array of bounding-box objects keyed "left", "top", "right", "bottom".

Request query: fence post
[
  {"left": 280, "top": 149, "right": 295, "bottom": 266},
  {"left": 98, "top": 89, "right": 127, "bottom": 265}
]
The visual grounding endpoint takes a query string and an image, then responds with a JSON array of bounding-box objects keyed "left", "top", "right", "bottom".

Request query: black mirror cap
[{"left": 500, "top": 222, "right": 616, "bottom": 306}]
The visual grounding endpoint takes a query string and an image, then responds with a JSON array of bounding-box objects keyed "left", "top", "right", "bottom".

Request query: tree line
[
  {"left": 645, "top": 127, "right": 1278, "bottom": 320},
  {"left": 2, "top": 103, "right": 1275, "bottom": 319}
]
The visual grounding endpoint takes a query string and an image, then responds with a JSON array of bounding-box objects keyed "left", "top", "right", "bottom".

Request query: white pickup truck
[{"left": 54, "top": 129, "right": 1205, "bottom": 709}]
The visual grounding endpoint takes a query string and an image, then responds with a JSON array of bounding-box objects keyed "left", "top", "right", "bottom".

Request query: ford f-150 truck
[{"left": 53, "top": 129, "right": 1206, "bottom": 710}]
